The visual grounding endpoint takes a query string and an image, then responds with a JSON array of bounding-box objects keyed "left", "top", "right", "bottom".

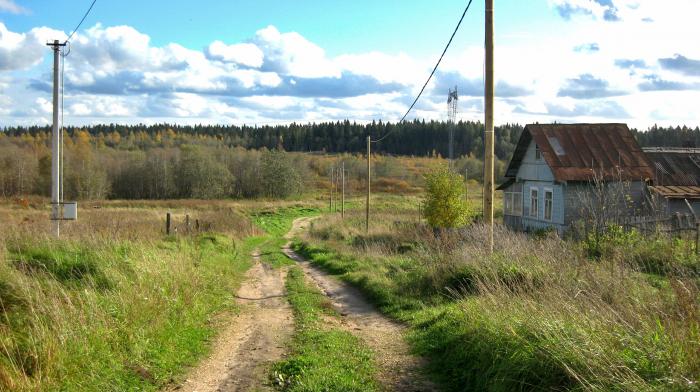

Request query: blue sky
[{"left": 2, "top": 0, "right": 700, "bottom": 128}]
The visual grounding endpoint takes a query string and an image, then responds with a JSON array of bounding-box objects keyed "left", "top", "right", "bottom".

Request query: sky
[{"left": 1, "top": 0, "right": 700, "bottom": 129}]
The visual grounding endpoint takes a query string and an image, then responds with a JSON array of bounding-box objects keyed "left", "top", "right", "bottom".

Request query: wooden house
[
  {"left": 497, "top": 123, "right": 654, "bottom": 235},
  {"left": 645, "top": 147, "right": 700, "bottom": 216}
]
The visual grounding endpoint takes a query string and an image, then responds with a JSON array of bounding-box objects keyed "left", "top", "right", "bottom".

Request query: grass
[
  {"left": 272, "top": 267, "right": 379, "bottom": 391},
  {"left": 293, "top": 195, "right": 700, "bottom": 391},
  {"left": 0, "top": 203, "right": 260, "bottom": 391},
  {"left": 250, "top": 205, "right": 321, "bottom": 268}
]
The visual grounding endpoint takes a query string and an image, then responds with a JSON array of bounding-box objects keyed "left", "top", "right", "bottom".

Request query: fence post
[
  {"left": 186, "top": 214, "right": 190, "bottom": 234},
  {"left": 195, "top": 219, "right": 200, "bottom": 232},
  {"left": 696, "top": 222, "right": 699, "bottom": 256},
  {"left": 166, "top": 212, "right": 171, "bottom": 235}
]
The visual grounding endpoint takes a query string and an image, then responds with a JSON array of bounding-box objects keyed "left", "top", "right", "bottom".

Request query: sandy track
[
  {"left": 283, "top": 218, "right": 438, "bottom": 392},
  {"left": 175, "top": 252, "right": 293, "bottom": 392}
]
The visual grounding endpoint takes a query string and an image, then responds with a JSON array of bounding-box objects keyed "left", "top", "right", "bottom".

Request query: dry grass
[
  {"left": 296, "top": 195, "right": 700, "bottom": 391},
  {"left": 0, "top": 198, "right": 278, "bottom": 391}
]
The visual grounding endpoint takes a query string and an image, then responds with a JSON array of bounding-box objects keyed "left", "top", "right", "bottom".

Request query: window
[
  {"left": 544, "top": 189, "right": 553, "bottom": 221},
  {"left": 504, "top": 190, "right": 523, "bottom": 216},
  {"left": 535, "top": 144, "right": 542, "bottom": 160},
  {"left": 530, "top": 188, "right": 539, "bottom": 218}
]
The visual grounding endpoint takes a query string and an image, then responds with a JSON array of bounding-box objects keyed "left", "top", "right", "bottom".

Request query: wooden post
[
  {"left": 341, "top": 162, "right": 345, "bottom": 219},
  {"left": 186, "top": 214, "right": 190, "bottom": 234},
  {"left": 484, "top": 0, "right": 495, "bottom": 253},
  {"left": 366, "top": 136, "right": 371, "bottom": 234},
  {"left": 696, "top": 222, "right": 699, "bottom": 256},
  {"left": 166, "top": 212, "right": 171, "bottom": 235},
  {"left": 329, "top": 167, "right": 333, "bottom": 212},
  {"left": 465, "top": 167, "right": 469, "bottom": 202},
  {"left": 195, "top": 219, "right": 200, "bottom": 232}
]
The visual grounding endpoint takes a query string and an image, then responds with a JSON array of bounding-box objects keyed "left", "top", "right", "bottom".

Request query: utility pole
[
  {"left": 47, "top": 40, "right": 66, "bottom": 238},
  {"left": 341, "top": 162, "right": 345, "bottom": 219},
  {"left": 329, "top": 167, "right": 333, "bottom": 212},
  {"left": 335, "top": 166, "right": 340, "bottom": 212},
  {"left": 465, "top": 167, "right": 469, "bottom": 202},
  {"left": 448, "top": 87, "right": 458, "bottom": 169},
  {"left": 366, "top": 136, "right": 371, "bottom": 234},
  {"left": 484, "top": 0, "right": 495, "bottom": 253}
]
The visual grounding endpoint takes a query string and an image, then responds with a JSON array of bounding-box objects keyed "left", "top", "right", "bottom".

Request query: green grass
[
  {"left": 250, "top": 206, "right": 320, "bottom": 268},
  {"left": 0, "top": 232, "right": 257, "bottom": 391},
  {"left": 293, "top": 201, "right": 700, "bottom": 392},
  {"left": 272, "top": 267, "right": 379, "bottom": 391}
]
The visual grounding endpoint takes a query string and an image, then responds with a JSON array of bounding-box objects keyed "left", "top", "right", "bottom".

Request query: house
[
  {"left": 497, "top": 123, "right": 654, "bottom": 235},
  {"left": 644, "top": 147, "right": 700, "bottom": 216}
]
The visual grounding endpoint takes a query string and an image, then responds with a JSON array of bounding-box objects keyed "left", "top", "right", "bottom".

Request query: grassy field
[
  {"left": 0, "top": 199, "right": 324, "bottom": 391},
  {"left": 294, "top": 194, "right": 700, "bottom": 391}
]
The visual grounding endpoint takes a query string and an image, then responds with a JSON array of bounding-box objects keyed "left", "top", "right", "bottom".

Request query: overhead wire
[
  {"left": 64, "top": 0, "right": 98, "bottom": 44},
  {"left": 372, "top": 0, "right": 474, "bottom": 143},
  {"left": 59, "top": 0, "right": 97, "bottom": 201}
]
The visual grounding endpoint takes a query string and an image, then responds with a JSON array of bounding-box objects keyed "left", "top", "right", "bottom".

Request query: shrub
[{"left": 422, "top": 166, "right": 470, "bottom": 228}]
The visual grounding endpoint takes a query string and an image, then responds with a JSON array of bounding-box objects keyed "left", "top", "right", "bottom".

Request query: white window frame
[
  {"left": 535, "top": 144, "right": 542, "bottom": 160},
  {"left": 529, "top": 187, "right": 539, "bottom": 218},
  {"left": 504, "top": 190, "right": 523, "bottom": 216},
  {"left": 544, "top": 188, "right": 553, "bottom": 221}
]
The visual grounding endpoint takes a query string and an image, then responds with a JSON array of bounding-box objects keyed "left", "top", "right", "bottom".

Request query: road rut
[
  {"left": 176, "top": 252, "right": 293, "bottom": 392},
  {"left": 283, "top": 217, "right": 438, "bottom": 392}
]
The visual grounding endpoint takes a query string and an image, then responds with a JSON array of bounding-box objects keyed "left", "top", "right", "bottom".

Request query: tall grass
[
  {"left": 0, "top": 202, "right": 259, "bottom": 391},
  {"left": 296, "top": 200, "right": 700, "bottom": 391}
]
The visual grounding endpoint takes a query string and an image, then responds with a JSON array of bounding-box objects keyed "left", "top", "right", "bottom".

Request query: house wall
[
  {"left": 515, "top": 140, "right": 555, "bottom": 182},
  {"left": 501, "top": 140, "right": 565, "bottom": 234},
  {"left": 668, "top": 199, "right": 700, "bottom": 215},
  {"left": 563, "top": 181, "right": 648, "bottom": 226}
]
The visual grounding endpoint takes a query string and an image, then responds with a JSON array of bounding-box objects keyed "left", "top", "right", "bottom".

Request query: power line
[
  {"left": 64, "top": 0, "right": 98, "bottom": 44},
  {"left": 373, "top": 0, "right": 474, "bottom": 143}
]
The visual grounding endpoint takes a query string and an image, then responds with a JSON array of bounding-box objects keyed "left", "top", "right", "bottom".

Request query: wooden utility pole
[
  {"left": 329, "top": 167, "right": 333, "bottom": 212},
  {"left": 465, "top": 167, "right": 469, "bottom": 202},
  {"left": 341, "top": 162, "right": 345, "bottom": 219},
  {"left": 366, "top": 136, "right": 371, "bottom": 234},
  {"left": 484, "top": 0, "right": 495, "bottom": 253}
]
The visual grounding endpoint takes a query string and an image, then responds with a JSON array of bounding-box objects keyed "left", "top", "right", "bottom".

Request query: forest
[{"left": 0, "top": 121, "right": 697, "bottom": 200}]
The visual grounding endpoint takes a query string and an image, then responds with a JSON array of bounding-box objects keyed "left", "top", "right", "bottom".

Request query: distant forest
[
  {"left": 3, "top": 121, "right": 699, "bottom": 160},
  {"left": 1, "top": 121, "right": 699, "bottom": 200}
]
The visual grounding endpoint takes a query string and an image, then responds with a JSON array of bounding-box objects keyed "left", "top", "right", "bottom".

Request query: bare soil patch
[{"left": 175, "top": 252, "right": 293, "bottom": 392}]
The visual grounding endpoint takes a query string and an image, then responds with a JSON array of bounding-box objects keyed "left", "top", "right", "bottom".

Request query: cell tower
[{"left": 447, "top": 86, "right": 458, "bottom": 167}]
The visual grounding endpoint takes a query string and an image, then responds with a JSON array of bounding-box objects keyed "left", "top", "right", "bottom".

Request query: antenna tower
[{"left": 447, "top": 86, "right": 458, "bottom": 167}]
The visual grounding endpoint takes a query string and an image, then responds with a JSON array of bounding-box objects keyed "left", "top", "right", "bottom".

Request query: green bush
[{"left": 422, "top": 166, "right": 471, "bottom": 228}]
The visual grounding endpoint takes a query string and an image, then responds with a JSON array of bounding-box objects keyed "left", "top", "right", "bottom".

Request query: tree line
[
  {"left": 1, "top": 121, "right": 697, "bottom": 200},
  {"left": 2, "top": 120, "right": 524, "bottom": 161}
]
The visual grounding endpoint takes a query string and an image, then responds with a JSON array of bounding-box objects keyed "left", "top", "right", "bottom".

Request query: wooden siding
[{"left": 516, "top": 140, "right": 555, "bottom": 182}]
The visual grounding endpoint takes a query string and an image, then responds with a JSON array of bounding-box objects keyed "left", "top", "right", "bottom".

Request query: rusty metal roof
[
  {"left": 649, "top": 185, "right": 700, "bottom": 199},
  {"left": 505, "top": 123, "right": 654, "bottom": 182},
  {"left": 643, "top": 148, "right": 700, "bottom": 186}
]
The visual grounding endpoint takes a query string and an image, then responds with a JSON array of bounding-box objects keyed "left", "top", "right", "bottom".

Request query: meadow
[
  {"left": 294, "top": 195, "right": 700, "bottom": 391},
  {"left": 0, "top": 198, "right": 319, "bottom": 391}
]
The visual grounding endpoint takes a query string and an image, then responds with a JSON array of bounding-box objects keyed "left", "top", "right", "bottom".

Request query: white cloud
[
  {"left": 0, "top": 23, "right": 63, "bottom": 71},
  {"left": 0, "top": 0, "right": 28, "bottom": 14},
  {"left": 252, "top": 25, "right": 340, "bottom": 78},
  {"left": 3, "top": 12, "right": 700, "bottom": 129},
  {"left": 206, "top": 41, "right": 264, "bottom": 68}
]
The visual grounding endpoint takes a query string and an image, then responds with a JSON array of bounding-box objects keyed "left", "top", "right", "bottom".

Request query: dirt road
[
  {"left": 283, "top": 217, "right": 437, "bottom": 391},
  {"left": 176, "top": 252, "right": 293, "bottom": 392}
]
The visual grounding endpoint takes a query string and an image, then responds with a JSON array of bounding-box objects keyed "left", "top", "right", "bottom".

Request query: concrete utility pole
[
  {"left": 341, "top": 161, "right": 345, "bottom": 219},
  {"left": 47, "top": 40, "right": 65, "bottom": 238},
  {"left": 329, "top": 167, "right": 334, "bottom": 212},
  {"left": 484, "top": 0, "right": 495, "bottom": 253},
  {"left": 366, "top": 136, "right": 371, "bottom": 234}
]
